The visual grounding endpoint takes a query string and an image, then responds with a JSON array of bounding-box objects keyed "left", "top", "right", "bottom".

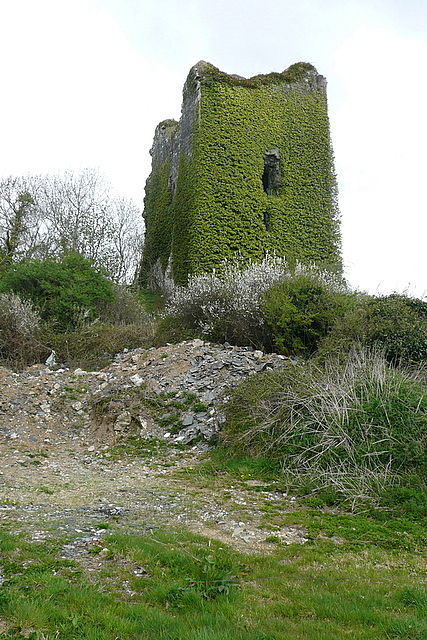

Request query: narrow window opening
[
  {"left": 263, "top": 210, "right": 270, "bottom": 231},
  {"left": 262, "top": 148, "right": 281, "bottom": 196}
]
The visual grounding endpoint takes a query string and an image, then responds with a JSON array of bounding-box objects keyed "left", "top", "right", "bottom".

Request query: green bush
[
  {"left": 318, "top": 293, "right": 427, "bottom": 365},
  {"left": 221, "top": 349, "right": 427, "bottom": 508},
  {"left": 138, "top": 288, "right": 165, "bottom": 314},
  {"left": 262, "top": 274, "right": 352, "bottom": 355},
  {"left": 0, "top": 253, "right": 114, "bottom": 331}
]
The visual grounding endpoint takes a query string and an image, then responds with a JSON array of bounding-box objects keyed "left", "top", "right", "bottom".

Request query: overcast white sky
[{"left": 0, "top": 0, "right": 426, "bottom": 296}]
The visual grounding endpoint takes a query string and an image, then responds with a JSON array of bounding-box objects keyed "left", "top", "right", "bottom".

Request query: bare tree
[
  {"left": 106, "top": 197, "right": 145, "bottom": 284},
  {"left": 0, "top": 176, "right": 43, "bottom": 269},
  {"left": 39, "top": 169, "right": 110, "bottom": 257},
  {"left": 38, "top": 169, "right": 144, "bottom": 282},
  {"left": 0, "top": 169, "right": 144, "bottom": 283}
]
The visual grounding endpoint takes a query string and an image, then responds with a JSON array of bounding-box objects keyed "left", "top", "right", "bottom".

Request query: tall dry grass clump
[{"left": 222, "top": 348, "right": 427, "bottom": 508}]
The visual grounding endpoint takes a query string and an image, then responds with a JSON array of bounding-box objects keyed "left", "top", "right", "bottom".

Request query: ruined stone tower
[{"left": 140, "top": 61, "right": 341, "bottom": 289}]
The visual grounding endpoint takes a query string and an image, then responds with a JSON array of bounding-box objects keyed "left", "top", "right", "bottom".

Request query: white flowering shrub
[
  {"left": 0, "top": 293, "right": 40, "bottom": 335},
  {"left": 164, "top": 255, "right": 291, "bottom": 346},
  {"left": 163, "top": 255, "right": 348, "bottom": 348},
  {"left": 0, "top": 293, "right": 42, "bottom": 365}
]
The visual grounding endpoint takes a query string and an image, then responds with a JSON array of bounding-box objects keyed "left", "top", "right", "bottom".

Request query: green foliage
[
  {"left": 139, "top": 159, "right": 174, "bottom": 287},
  {"left": 319, "top": 293, "right": 427, "bottom": 365},
  {"left": 0, "top": 191, "right": 35, "bottom": 271},
  {"left": 170, "top": 154, "right": 197, "bottom": 285},
  {"left": 263, "top": 274, "right": 351, "bottom": 355},
  {"left": 0, "top": 253, "right": 114, "bottom": 331},
  {"left": 138, "top": 288, "right": 164, "bottom": 313},
  {"left": 141, "top": 61, "right": 341, "bottom": 286},
  {"left": 199, "top": 61, "right": 317, "bottom": 89},
  {"left": 378, "top": 480, "right": 427, "bottom": 519},
  {"left": 221, "top": 349, "right": 427, "bottom": 509},
  {"left": 189, "top": 69, "right": 340, "bottom": 279},
  {"left": 364, "top": 294, "right": 427, "bottom": 364}
]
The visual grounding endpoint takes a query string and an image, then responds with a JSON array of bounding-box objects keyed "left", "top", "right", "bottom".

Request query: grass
[
  {"left": 138, "top": 288, "right": 165, "bottom": 314},
  {"left": 1, "top": 517, "right": 427, "bottom": 639},
  {"left": 220, "top": 349, "right": 427, "bottom": 511},
  {"left": 103, "top": 436, "right": 174, "bottom": 461},
  {"left": 2, "top": 439, "right": 427, "bottom": 640}
]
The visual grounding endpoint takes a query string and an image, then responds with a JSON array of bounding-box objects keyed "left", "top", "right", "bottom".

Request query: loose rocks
[
  {"left": 0, "top": 340, "right": 289, "bottom": 447},
  {"left": 93, "top": 340, "right": 288, "bottom": 445}
]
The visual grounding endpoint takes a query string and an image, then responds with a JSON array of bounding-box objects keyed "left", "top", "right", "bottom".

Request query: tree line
[{"left": 0, "top": 169, "right": 144, "bottom": 283}]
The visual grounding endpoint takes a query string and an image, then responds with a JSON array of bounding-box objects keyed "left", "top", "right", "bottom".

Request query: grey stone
[
  {"left": 201, "top": 390, "right": 216, "bottom": 403},
  {"left": 181, "top": 414, "right": 194, "bottom": 426},
  {"left": 197, "top": 422, "right": 215, "bottom": 439},
  {"left": 130, "top": 374, "right": 144, "bottom": 386},
  {"left": 173, "top": 426, "right": 199, "bottom": 445}
]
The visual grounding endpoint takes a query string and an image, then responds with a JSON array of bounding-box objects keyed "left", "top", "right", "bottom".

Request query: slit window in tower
[{"left": 262, "top": 148, "right": 281, "bottom": 196}]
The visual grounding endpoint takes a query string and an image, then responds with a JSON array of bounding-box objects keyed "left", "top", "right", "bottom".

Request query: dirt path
[{"left": 0, "top": 438, "right": 308, "bottom": 555}]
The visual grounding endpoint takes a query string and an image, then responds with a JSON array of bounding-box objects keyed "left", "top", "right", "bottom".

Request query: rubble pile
[{"left": 0, "top": 340, "right": 288, "bottom": 447}]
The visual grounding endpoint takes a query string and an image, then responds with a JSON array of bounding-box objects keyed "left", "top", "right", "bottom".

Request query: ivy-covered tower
[{"left": 140, "top": 61, "right": 341, "bottom": 288}]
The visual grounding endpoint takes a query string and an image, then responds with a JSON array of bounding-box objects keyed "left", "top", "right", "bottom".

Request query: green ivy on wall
[
  {"left": 139, "top": 159, "right": 173, "bottom": 285},
  {"left": 140, "top": 62, "right": 342, "bottom": 287}
]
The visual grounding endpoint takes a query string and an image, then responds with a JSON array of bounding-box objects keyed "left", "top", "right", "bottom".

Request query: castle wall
[{"left": 140, "top": 61, "right": 341, "bottom": 289}]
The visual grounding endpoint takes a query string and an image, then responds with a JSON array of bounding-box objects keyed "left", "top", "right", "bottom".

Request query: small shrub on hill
[
  {"left": 0, "top": 293, "right": 47, "bottom": 366},
  {"left": 318, "top": 293, "right": 427, "bottom": 365},
  {"left": 97, "top": 284, "right": 152, "bottom": 326},
  {"left": 0, "top": 292, "right": 40, "bottom": 335},
  {"left": 262, "top": 272, "right": 352, "bottom": 355},
  {"left": 221, "top": 349, "right": 427, "bottom": 509}
]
